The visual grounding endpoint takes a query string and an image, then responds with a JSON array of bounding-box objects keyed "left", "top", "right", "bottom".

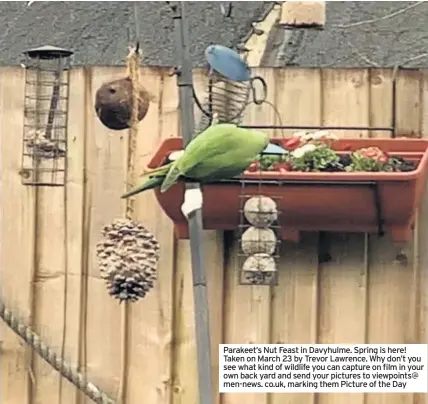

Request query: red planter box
[{"left": 148, "top": 137, "right": 428, "bottom": 244}]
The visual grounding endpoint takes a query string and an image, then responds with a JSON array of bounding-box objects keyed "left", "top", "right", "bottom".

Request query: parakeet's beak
[{"left": 262, "top": 143, "right": 287, "bottom": 155}]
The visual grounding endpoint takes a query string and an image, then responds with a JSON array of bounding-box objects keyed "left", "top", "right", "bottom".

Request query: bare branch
[{"left": 334, "top": 1, "right": 425, "bottom": 29}]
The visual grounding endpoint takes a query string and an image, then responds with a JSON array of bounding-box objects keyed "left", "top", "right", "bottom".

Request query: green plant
[
  {"left": 290, "top": 144, "right": 341, "bottom": 172},
  {"left": 257, "top": 153, "right": 289, "bottom": 171},
  {"left": 346, "top": 147, "right": 391, "bottom": 172}
]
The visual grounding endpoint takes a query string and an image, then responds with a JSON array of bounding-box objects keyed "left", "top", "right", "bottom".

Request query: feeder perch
[{"left": 21, "top": 45, "right": 73, "bottom": 186}]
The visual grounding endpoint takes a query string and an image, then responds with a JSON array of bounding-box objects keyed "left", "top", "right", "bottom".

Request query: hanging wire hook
[
  {"left": 250, "top": 76, "right": 268, "bottom": 105},
  {"left": 248, "top": 76, "right": 285, "bottom": 137}
]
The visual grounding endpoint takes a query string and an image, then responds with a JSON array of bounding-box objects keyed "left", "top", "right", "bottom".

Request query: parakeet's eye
[{"left": 108, "top": 88, "right": 116, "bottom": 94}]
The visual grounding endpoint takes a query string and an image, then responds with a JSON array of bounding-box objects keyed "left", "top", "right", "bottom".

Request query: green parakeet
[{"left": 122, "top": 123, "right": 269, "bottom": 199}]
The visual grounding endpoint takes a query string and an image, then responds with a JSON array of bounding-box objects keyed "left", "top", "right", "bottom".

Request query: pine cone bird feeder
[
  {"left": 94, "top": 77, "right": 151, "bottom": 131},
  {"left": 96, "top": 219, "right": 160, "bottom": 303}
]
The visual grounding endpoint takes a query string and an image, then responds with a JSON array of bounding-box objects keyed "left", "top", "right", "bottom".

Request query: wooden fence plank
[
  {"left": 366, "top": 68, "right": 422, "bottom": 404},
  {"left": 221, "top": 73, "right": 275, "bottom": 404},
  {"left": 270, "top": 68, "right": 322, "bottom": 404},
  {"left": 269, "top": 69, "right": 321, "bottom": 404},
  {"left": 0, "top": 67, "right": 35, "bottom": 404},
  {"left": 317, "top": 69, "right": 370, "bottom": 404},
  {"left": 222, "top": 234, "right": 271, "bottom": 404},
  {"left": 31, "top": 67, "right": 86, "bottom": 404},
  {"left": 59, "top": 67, "right": 88, "bottom": 403},
  {"left": 82, "top": 66, "right": 128, "bottom": 402},
  {"left": 368, "top": 68, "right": 394, "bottom": 138},
  {"left": 416, "top": 69, "right": 428, "bottom": 404},
  {"left": 30, "top": 68, "right": 78, "bottom": 404},
  {"left": 274, "top": 68, "right": 322, "bottom": 137},
  {"left": 125, "top": 67, "right": 175, "bottom": 404},
  {"left": 395, "top": 69, "right": 421, "bottom": 138},
  {"left": 322, "top": 69, "right": 370, "bottom": 138},
  {"left": 317, "top": 234, "right": 367, "bottom": 404}
]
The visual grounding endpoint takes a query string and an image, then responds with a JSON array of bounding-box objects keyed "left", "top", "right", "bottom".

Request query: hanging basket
[{"left": 147, "top": 137, "right": 428, "bottom": 244}]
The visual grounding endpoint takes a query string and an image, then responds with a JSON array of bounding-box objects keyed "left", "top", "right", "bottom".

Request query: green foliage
[
  {"left": 346, "top": 149, "right": 390, "bottom": 172},
  {"left": 290, "top": 145, "right": 341, "bottom": 172}
]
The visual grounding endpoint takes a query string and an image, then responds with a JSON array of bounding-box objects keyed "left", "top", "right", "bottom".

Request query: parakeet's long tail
[
  {"left": 121, "top": 163, "right": 171, "bottom": 198},
  {"left": 160, "top": 161, "right": 183, "bottom": 193},
  {"left": 121, "top": 176, "right": 165, "bottom": 198}
]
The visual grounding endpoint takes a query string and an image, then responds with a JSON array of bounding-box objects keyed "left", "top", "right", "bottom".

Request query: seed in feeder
[
  {"left": 243, "top": 196, "right": 278, "bottom": 227},
  {"left": 25, "top": 128, "right": 66, "bottom": 159},
  {"left": 94, "top": 77, "right": 153, "bottom": 131},
  {"left": 96, "top": 218, "right": 160, "bottom": 303},
  {"left": 241, "top": 226, "right": 277, "bottom": 255},
  {"left": 242, "top": 253, "right": 277, "bottom": 273}
]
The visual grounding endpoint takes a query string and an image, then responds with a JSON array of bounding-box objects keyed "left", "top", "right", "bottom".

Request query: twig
[{"left": 334, "top": 1, "right": 425, "bottom": 29}]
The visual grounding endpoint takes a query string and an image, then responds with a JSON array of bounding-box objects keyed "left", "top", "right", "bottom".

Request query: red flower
[
  {"left": 284, "top": 137, "right": 301, "bottom": 150},
  {"left": 377, "top": 155, "right": 388, "bottom": 164},
  {"left": 271, "top": 162, "right": 292, "bottom": 173},
  {"left": 358, "top": 147, "right": 387, "bottom": 163},
  {"left": 246, "top": 161, "right": 260, "bottom": 173}
]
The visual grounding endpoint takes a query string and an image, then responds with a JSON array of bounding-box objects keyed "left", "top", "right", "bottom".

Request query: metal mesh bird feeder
[
  {"left": 238, "top": 184, "right": 281, "bottom": 286},
  {"left": 194, "top": 44, "right": 266, "bottom": 133},
  {"left": 21, "top": 45, "right": 73, "bottom": 186}
]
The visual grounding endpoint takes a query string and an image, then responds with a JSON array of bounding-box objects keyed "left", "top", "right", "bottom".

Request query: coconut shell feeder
[{"left": 94, "top": 51, "right": 153, "bottom": 131}]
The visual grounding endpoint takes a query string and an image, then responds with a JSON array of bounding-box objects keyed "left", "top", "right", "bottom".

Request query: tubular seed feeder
[{"left": 21, "top": 45, "right": 73, "bottom": 186}]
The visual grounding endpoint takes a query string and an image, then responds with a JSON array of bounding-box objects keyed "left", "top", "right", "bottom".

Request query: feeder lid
[
  {"left": 205, "top": 44, "right": 251, "bottom": 82},
  {"left": 262, "top": 143, "right": 287, "bottom": 155},
  {"left": 23, "top": 45, "right": 74, "bottom": 60}
]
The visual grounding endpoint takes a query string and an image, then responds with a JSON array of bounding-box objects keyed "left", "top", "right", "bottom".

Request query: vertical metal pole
[{"left": 172, "top": 3, "right": 214, "bottom": 404}]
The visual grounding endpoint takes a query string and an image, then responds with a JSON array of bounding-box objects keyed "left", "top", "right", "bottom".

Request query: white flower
[
  {"left": 311, "top": 130, "right": 329, "bottom": 140},
  {"left": 292, "top": 143, "right": 317, "bottom": 158},
  {"left": 292, "top": 131, "right": 308, "bottom": 138}
]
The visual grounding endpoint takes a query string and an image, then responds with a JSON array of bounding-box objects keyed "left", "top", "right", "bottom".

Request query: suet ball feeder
[
  {"left": 241, "top": 226, "right": 277, "bottom": 255},
  {"left": 243, "top": 195, "right": 278, "bottom": 227}
]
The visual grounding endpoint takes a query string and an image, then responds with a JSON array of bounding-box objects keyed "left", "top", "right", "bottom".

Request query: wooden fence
[{"left": 0, "top": 66, "right": 427, "bottom": 404}]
